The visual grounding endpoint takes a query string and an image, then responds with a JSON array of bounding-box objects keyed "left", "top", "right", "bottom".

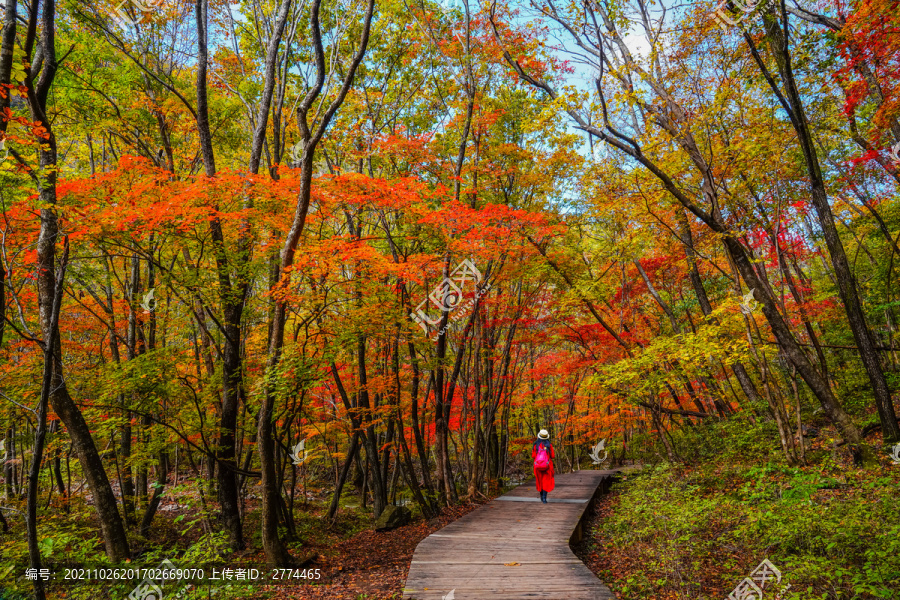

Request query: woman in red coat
[{"left": 532, "top": 429, "right": 555, "bottom": 503}]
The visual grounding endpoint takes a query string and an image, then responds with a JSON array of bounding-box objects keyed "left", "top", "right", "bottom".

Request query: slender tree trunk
[
  {"left": 50, "top": 421, "right": 66, "bottom": 506},
  {"left": 258, "top": 0, "right": 375, "bottom": 566},
  {"left": 260, "top": 298, "right": 295, "bottom": 566},
  {"left": 27, "top": 239, "right": 67, "bottom": 600},
  {"left": 752, "top": 11, "right": 899, "bottom": 442},
  {"left": 407, "top": 338, "right": 434, "bottom": 497},
  {"left": 327, "top": 431, "right": 362, "bottom": 520},
  {"left": 791, "top": 367, "right": 807, "bottom": 465},
  {"left": 723, "top": 236, "right": 862, "bottom": 444},
  {"left": 218, "top": 310, "right": 245, "bottom": 550},
  {"left": 397, "top": 409, "right": 434, "bottom": 517},
  {"left": 357, "top": 336, "right": 387, "bottom": 517},
  {"left": 676, "top": 210, "right": 763, "bottom": 406},
  {"left": 120, "top": 254, "right": 141, "bottom": 525},
  {"left": 0, "top": 0, "right": 14, "bottom": 349},
  {"left": 193, "top": 0, "right": 253, "bottom": 550},
  {"left": 27, "top": 0, "right": 130, "bottom": 560},
  {"left": 3, "top": 426, "right": 13, "bottom": 499},
  {"left": 140, "top": 451, "right": 169, "bottom": 535}
]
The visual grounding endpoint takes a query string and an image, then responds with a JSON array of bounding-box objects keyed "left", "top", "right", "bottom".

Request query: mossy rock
[{"left": 374, "top": 505, "right": 411, "bottom": 531}]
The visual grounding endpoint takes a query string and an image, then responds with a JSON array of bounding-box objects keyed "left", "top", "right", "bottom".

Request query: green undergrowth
[
  {"left": 0, "top": 484, "right": 378, "bottom": 599},
  {"left": 591, "top": 457, "right": 900, "bottom": 600}
]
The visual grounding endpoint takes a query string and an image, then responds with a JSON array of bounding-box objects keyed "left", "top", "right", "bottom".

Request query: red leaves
[
  {"left": 850, "top": 147, "right": 881, "bottom": 166},
  {"left": 835, "top": 0, "right": 900, "bottom": 153},
  {"left": 30, "top": 121, "right": 50, "bottom": 140}
]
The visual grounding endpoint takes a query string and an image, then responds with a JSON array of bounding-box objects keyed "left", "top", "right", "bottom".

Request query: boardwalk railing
[{"left": 403, "top": 470, "right": 619, "bottom": 600}]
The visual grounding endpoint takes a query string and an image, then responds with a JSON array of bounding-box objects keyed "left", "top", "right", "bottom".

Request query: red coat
[{"left": 532, "top": 440, "right": 555, "bottom": 492}]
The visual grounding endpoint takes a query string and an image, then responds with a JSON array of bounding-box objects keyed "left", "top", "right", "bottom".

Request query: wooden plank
[
  {"left": 496, "top": 496, "right": 588, "bottom": 503},
  {"left": 402, "top": 470, "right": 618, "bottom": 600}
]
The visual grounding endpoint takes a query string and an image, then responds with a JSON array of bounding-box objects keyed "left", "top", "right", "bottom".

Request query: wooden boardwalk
[{"left": 403, "top": 470, "right": 618, "bottom": 600}]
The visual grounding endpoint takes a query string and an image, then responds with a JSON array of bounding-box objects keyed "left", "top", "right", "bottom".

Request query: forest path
[{"left": 402, "top": 469, "right": 619, "bottom": 600}]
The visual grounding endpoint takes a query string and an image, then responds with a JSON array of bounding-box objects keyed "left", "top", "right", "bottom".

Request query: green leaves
[{"left": 597, "top": 461, "right": 900, "bottom": 599}]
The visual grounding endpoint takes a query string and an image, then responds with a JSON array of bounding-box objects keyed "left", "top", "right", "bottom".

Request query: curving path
[{"left": 402, "top": 470, "right": 618, "bottom": 600}]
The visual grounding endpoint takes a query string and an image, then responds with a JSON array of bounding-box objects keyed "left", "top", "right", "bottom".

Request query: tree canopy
[{"left": 0, "top": 0, "right": 898, "bottom": 597}]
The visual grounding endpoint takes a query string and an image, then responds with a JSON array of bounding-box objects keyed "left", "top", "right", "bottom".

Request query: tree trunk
[
  {"left": 407, "top": 338, "right": 434, "bottom": 498},
  {"left": 258, "top": 0, "right": 374, "bottom": 566},
  {"left": 676, "top": 209, "right": 763, "bottom": 407},
  {"left": 0, "top": 0, "right": 15, "bottom": 350},
  {"left": 358, "top": 336, "right": 387, "bottom": 517},
  {"left": 140, "top": 451, "right": 169, "bottom": 535},
  {"left": 722, "top": 235, "right": 861, "bottom": 444},
  {"left": 27, "top": 239, "right": 68, "bottom": 600},
  {"left": 753, "top": 11, "right": 899, "bottom": 442},
  {"left": 327, "top": 431, "right": 362, "bottom": 520},
  {"left": 193, "top": 0, "right": 254, "bottom": 550},
  {"left": 120, "top": 253, "right": 140, "bottom": 525},
  {"left": 28, "top": 0, "right": 130, "bottom": 560}
]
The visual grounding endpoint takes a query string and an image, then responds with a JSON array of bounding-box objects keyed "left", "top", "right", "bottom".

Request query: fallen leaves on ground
[{"left": 272, "top": 502, "right": 486, "bottom": 600}]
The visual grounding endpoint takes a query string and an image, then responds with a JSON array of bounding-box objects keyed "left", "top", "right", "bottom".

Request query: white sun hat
[{"left": 538, "top": 429, "right": 549, "bottom": 439}]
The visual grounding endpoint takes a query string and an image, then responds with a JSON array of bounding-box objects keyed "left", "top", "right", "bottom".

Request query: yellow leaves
[{"left": 588, "top": 307, "right": 759, "bottom": 398}]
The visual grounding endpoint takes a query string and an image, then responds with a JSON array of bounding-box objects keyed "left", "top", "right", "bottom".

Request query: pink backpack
[{"left": 534, "top": 443, "right": 550, "bottom": 471}]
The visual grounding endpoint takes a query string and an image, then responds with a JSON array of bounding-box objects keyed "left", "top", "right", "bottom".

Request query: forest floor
[
  {"left": 292, "top": 500, "right": 490, "bottom": 600},
  {"left": 572, "top": 425, "right": 900, "bottom": 600},
  {"left": 10, "top": 429, "right": 896, "bottom": 600},
  {"left": 573, "top": 478, "right": 681, "bottom": 598},
  {"left": 0, "top": 484, "right": 498, "bottom": 600}
]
